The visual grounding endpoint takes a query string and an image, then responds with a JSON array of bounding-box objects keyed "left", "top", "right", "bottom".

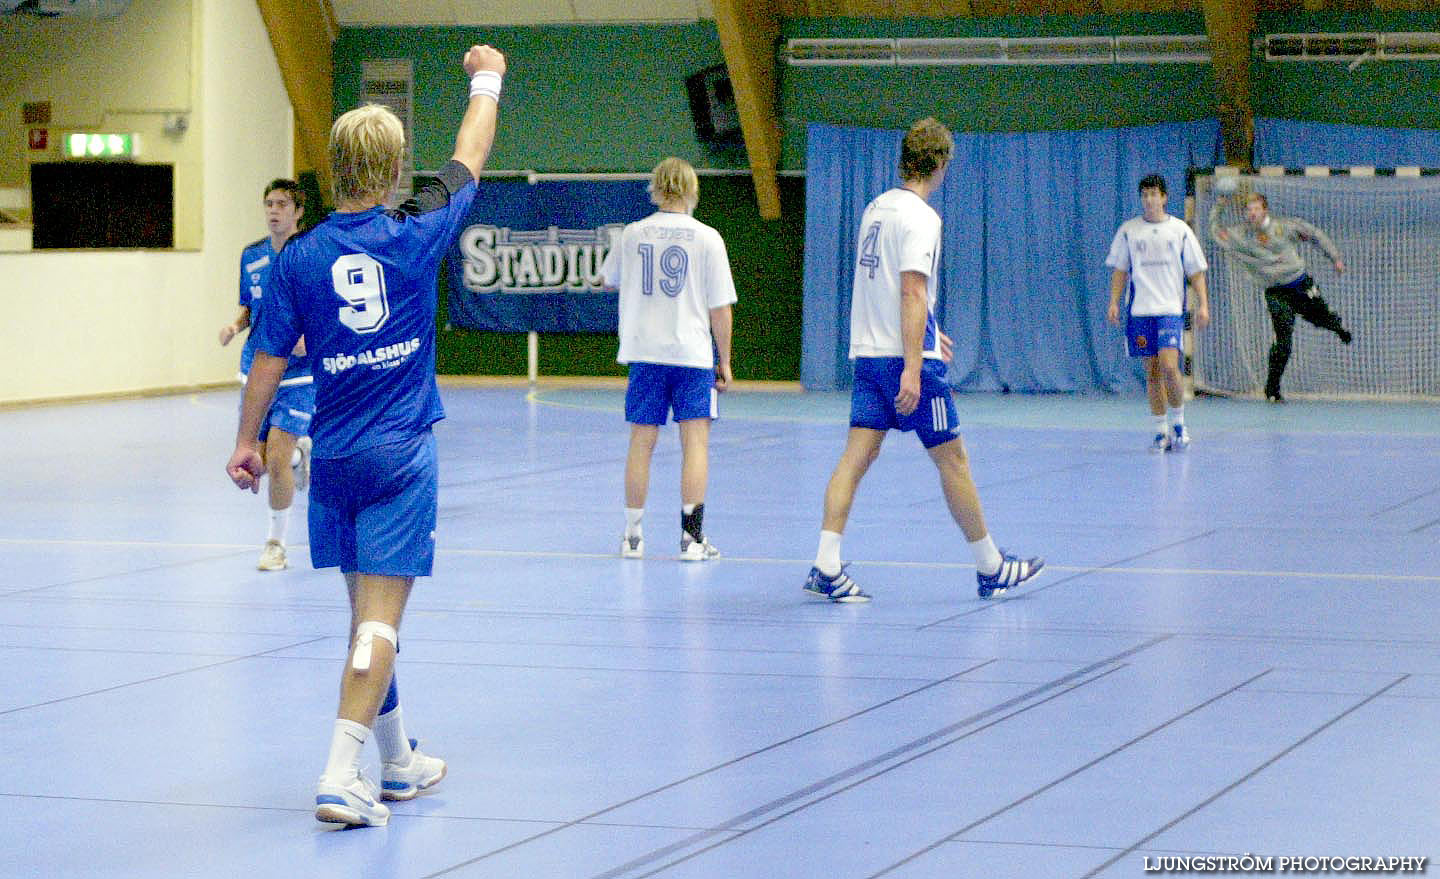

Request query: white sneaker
[
  {"left": 257, "top": 540, "right": 287, "bottom": 571},
  {"left": 679, "top": 533, "right": 719, "bottom": 561},
  {"left": 315, "top": 772, "right": 390, "bottom": 826},
  {"left": 294, "top": 435, "right": 312, "bottom": 492},
  {"left": 620, "top": 533, "right": 644, "bottom": 559},
  {"left": 381, "top": 745, "right": 447, "bottom": 801}
]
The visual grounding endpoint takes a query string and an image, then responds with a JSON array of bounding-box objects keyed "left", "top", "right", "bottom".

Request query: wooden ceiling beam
[
  {"left": 255, "top": 0, "right": 338, "bottom": 199},
  {"left": 1202, "top": 0, "right": 1258, "bottom": 166},
  {"left": 713, "top": 0, "right": 784, "bottom": 219}
]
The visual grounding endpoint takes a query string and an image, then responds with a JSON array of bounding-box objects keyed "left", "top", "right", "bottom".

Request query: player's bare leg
[
  {"left": 1155, "top": 347, "right": 1189, "bottom": 450},
  {"left": 677, "top": 417, "right": 717, "bottom": 559},
  {"left": 821, "top": 428, "right": 886, "bottom": 534},
  {"left": 622, "top": 424, "right": 659, "bottom": 557},
  {"left": 257, "top": 428, "right": 299, "bottom": 570},
  {"left": 805, "top": 427, "right": 886, "bottom": 601},
  {"left": 928, "top": 436, "right": 1045, "bottom": 598},
  {"left": 926, "top": 436, "right": 987, "bottom": 542},
  {"left": 315, "top": 573, "right": 414, "bottom": 826}
]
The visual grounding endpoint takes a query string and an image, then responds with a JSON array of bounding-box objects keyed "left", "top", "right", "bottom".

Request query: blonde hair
[
  {"left": 329, "top": 104, "right": 405, "bottom": 205},
  {"left": 899, "top": 117, "right": 953, "bottom": 183},
  {"left": 648, "top": 157, "right": 699, "bottom": 210}
]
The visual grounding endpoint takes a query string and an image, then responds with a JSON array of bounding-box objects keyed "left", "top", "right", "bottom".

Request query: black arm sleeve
[{"left": 389, "top": 160, "right": 474, "bottom": 219}]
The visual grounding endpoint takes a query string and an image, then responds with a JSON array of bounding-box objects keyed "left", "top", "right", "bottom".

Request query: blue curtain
[
  {"left": 803, "top": 120, "right": 1222, "bottom": 392},
  {"left": 1254, "top": 118, "right": 1440, "bottom": 169}
]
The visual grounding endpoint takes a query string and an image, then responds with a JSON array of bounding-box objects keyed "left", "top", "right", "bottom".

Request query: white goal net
[{"left": 1192, "top": 171, "right": 1440, "bottom": 400}]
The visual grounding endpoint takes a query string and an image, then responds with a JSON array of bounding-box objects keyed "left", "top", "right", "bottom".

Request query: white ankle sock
[
  {"left": 268, "top": 507, "right": 289, "bottom": 543},
  {"left": 1168, "top": 406, "right": 1185, "bottom": 428},
  {"left": 374, "top": 706, "right": 413, "bottom": 766},
  {"left": 322, "top": 719, "right": 369, "bottom": 781},
  {"left": 1151, "top": 414, "right": 1167, "bottom": 436},
  {"left": 815, "top": 530, "right": 843, "bottom": 577},
  {"left": 624, "top": 507, "right": 644, "bottom": 538},
  {"left": 970, "top": 535, "right": 1002, "bottom": 576}
]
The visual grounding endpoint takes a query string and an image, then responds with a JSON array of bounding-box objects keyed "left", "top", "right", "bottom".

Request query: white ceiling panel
[
  {"left": 331, "top": 0, "right": 717, "bottom": 26},
  {"left": 570, "top": 0, "right": 709, "bottom": 21},
  {"left": 335, "top": 0, "right": 457, "bottom": 26},
  {"left": 445, "top": 1, "right": 578, "bottom": 25}
]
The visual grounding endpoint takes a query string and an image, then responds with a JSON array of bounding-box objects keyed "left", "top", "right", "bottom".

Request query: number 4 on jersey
[{"left": 858, "top": 221, "right": 881, "bottom": 280}]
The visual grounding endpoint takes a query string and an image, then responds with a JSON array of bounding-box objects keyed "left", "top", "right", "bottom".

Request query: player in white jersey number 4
[{"left": 805, "top": 117, "right": 1042, "bottom": 603}]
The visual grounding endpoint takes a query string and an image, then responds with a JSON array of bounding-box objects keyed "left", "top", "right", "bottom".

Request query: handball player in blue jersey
[
  {"left": 804, "top": 117, "right": 1043, "bottom": 603},
  {"left": 218, "top": 179, "right": 313, "bottom": 571},
  {"left": 226, "top": 44, "right": 506, "bottom": 827}
]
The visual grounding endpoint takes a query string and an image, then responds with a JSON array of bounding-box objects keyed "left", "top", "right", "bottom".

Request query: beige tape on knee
[{"left": 351, "top": 621, "right": 398, "bottom": 672}]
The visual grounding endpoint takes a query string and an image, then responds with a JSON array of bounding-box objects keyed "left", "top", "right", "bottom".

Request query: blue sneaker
[
  {"left": 1170, "top": 423, "right": 1190, "bottom": 451},
  {"left": 976, "top": 552, "right": 1044, "bottom": 599},
  {"left": 1150, "top": 432, "right": 1171, "bottom": 453},
  {"left": 803, "top": 565, "right": 870, "bottom": 603}
]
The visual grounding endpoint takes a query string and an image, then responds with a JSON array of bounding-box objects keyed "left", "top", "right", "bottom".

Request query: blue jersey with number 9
[{"left": 254, "top": 161, "right": 477, "bottom": 459}]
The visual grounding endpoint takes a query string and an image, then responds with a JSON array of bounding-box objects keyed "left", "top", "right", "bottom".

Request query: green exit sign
[{"left": 63, "top": 132, "right": 139, "bottom": 159}]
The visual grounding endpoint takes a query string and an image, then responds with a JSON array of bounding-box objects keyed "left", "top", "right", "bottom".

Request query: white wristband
[{"left": 469, "top": 71, "right": 502, "bottom": 102}]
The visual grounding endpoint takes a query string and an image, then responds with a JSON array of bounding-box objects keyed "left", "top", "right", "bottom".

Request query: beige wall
[{"left": 0, "top": 0, "right": 294, "bottom": 405}]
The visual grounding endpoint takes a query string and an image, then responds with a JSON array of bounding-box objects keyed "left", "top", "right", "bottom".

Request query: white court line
[{"left": 6, "top": 538, "right": 1436, "bottom": 584}]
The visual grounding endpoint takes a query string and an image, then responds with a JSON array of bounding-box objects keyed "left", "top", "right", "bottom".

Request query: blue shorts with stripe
[
  {"left": 625, "top": 362, "right": 717, "bottom": 425},
  {"left": 1125, "top": 315, "right": 1184, "bottom": 358},
  {"left": 850, "top": 357, "right": 959, "bottom": 449},
  {"left": 239, "top": 379, "right": 315, "bottom": 441},
  {"left": 308, "top": 430, "right": 437, "bottom": 577}
]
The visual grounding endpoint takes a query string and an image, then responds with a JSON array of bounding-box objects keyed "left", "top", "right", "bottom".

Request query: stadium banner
[{"left": 446, "top": 179, "right": 652, "bottom": 332}]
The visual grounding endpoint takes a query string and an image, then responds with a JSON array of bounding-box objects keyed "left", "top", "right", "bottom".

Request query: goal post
[{"left": 1192, "top": 168, "right": 1440, "bottom": 400}]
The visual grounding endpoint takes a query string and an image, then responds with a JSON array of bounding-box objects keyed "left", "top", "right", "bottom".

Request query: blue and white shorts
[
  {"left": 850, "top": 357, "right": 959, "bottom": 449},
  {"left": 625, "top": 362, "right": 718, "bottom": 425},
  {"left": 308, "top": 430, "right": 437, "bottom": 577},
  {"left": 1125, "top": 315, "right": 1184, "bottom": 358}
]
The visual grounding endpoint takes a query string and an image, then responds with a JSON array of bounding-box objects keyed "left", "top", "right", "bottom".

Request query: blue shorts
[
  {"left": 625, "top": 362, "right": 717, "bottom": 425},
  {"left": 1125, "top": 315, "right": 1184, "bottom": 358},
  {"left": 850, "top": 357, "right": 959, "bottom": 449},
  {"left": 308, "top": 430, "right": 437, "bottom": 577},
  {"left": 250, "top": 381, "right": 315, "bottom": 442}
]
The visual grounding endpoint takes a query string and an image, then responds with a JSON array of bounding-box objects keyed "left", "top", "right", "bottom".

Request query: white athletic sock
[
  {"left": 267, "top": 507, "right": 289, "bottom": 544},
  {"left": 1168, "top": 406, "right": 1185, "bottom": 428},
  {"left": 322, "top": 719, "right": 369, "bottom": 781},
  {"left": 815, "top": 530, "right": 843, "bottom": 577},
  {"left": 374, "top": 706, "right": 413, "bottom": 766},
  {"left": 290, "top": 448, "right": 301, "bottom": 468},
  {"left": 681, "top": 503, "right": 696, "bottom": 515},
  {"left": 970, "top": 534, "right": 1002, "bottom": 576},
  {"left": 624, "top": 507, "right": 644, "bottom": 538},
  {"left": 1151, "top": 414, "right": 1167, "bottom": 436}
]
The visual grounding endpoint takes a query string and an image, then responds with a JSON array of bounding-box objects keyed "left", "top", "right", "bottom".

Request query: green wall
[
  {"left": 1252, "top": 11, "right": 1440, "bottom": 129},
  {"left": 779, "top": 14, "right": 1216, "bottom": 169},
  {"left": 336, "top": 13, "right": 1440, "bottom": 380},
  {"left": 333, "top": 24, "right": 748, "bottom": 173}
]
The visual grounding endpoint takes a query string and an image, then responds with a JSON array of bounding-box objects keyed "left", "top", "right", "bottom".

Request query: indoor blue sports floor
[{"left": 2, "top": 383, "right": 1438, "bottom": 878}]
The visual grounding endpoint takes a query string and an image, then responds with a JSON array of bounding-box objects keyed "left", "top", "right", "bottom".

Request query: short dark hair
[
  {"left": 264, "top": 178, "right": 305, "bottom": 210},
  {"left": 1138, "top": 174, "right": 1167, "bottom": 196}
]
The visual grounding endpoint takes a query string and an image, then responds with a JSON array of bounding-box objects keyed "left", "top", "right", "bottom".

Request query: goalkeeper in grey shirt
[{"left": 1209, "top": 190, "right": 1352, "bottom": 403}]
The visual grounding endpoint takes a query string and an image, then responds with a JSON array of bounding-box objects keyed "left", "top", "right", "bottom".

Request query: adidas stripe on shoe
[
  {"left": 803, "top": 565, "right": 870, "bottom": 603},
  {"left": 976, "top": 552, "right": 1044, "bottom": 600}
]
